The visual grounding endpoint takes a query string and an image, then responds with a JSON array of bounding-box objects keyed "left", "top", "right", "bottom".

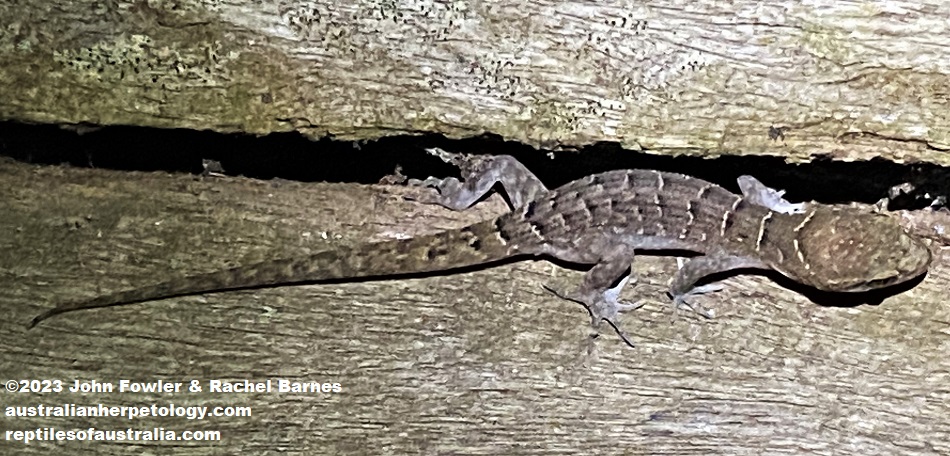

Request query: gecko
[{"left": 28, "top": 150, "right": 932, "bottom": 346}]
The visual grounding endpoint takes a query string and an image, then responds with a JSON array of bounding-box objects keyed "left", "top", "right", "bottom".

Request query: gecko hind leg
[
  {"left": 543, "top": 249, "right": 643, "bottom": 347},
  {"left": 543, "top": 276, "right": 644, "bottom": 348},
  {"left": 407, "top": 151, "right": 548, "bottom": 211}
]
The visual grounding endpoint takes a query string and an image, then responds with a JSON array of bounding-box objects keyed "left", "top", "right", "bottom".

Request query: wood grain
[
  {"left": 0, "top": 1, "right": 948, "bottom": 164},
  {"left": 2, "top": 158, "right": 949, "bottom": 455}
]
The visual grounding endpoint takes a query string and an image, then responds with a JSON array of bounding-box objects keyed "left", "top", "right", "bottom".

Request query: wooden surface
[
  {"left": 1, "top": 0, "right": 949, "bottom": 164},
  {"left": 2, "top": 157, "right": 950, "bottom": 455}
]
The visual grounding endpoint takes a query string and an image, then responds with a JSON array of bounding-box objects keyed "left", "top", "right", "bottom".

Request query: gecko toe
[
  {"left": 670, "top": 285, "right": 721, "bottom": 319},
  {"left": 402, "top": 181, "right": 443, "bottom": 204},
  {"left": 590, "top": 297, "right": 643, "bottom": 348},
  {"left": 542, "top": 284, "right": 642, "bottom": 347}
]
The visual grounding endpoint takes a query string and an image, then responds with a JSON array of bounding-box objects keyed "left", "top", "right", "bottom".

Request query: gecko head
[{"left": 783, "top": 209, "right": 931, "bottom": 293}]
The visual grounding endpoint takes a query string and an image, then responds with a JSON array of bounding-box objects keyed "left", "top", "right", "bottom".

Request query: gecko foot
[
  {"left": 404, "top": 176, "right": 460, "bottom": 207},
  {"left": 669, "top": 283, "right": 722, "bottom": 320},
  {"left": 542, "top": 276, "right": 644, "bottom": 348},
  {"left": 404, "top": 151, "right": 548, "bottom": 211}
]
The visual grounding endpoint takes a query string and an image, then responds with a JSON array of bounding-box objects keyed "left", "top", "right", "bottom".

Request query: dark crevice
[{"left": 0, "top": 121, "right": 947, "bottom": 210}]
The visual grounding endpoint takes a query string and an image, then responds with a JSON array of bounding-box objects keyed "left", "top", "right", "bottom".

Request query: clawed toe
[
  {"left": 670, "top": 287, "right": 718, "bottom": 319},
  {"left": 403, "top": 177, "right": 463, "bottom": 207},
  {"left": 542, "top": 284, "right": 641, "bottom": 347}
]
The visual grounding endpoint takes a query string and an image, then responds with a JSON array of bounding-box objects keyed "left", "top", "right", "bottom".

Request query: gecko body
[{"left": 30, "top": 153, "right": 932, "bottom": 344}]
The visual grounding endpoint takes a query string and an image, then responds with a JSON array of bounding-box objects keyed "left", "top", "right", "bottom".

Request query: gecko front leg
[
  {"left": 738, "top": 175, "right": 806, "bottom": 214},
  {"left": 658, "top": 175, "right": 802, "bottom": 317},
  {"left": 668, "top": 254, "right": 770, "bottom": 318}
]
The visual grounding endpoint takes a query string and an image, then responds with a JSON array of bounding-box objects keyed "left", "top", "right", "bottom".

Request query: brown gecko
[{"left": 29, "top": 151, "right": 932, "bottom": 345}]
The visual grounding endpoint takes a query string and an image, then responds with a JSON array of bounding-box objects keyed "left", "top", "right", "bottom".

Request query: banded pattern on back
[{"left": 496, "top": 169, "right": 775, "bottom": 258}]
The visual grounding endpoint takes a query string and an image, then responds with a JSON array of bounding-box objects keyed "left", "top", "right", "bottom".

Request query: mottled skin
[{"left": 29, "top": 152, "right": 932, "bottom": 345}]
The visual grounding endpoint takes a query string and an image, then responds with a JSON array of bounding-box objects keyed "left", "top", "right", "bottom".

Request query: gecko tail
[{"left": 29, "top": 218, "right": 514, "bottom": 328}]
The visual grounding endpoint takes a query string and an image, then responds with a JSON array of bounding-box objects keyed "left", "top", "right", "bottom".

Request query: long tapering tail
[{"left": 29, "top": 218, "right": 516, "bottom": 328}]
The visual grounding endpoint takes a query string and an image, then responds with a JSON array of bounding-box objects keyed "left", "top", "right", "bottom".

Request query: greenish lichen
[{"left": 52, "top": 34, "right": 236, "bottom": 90}]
